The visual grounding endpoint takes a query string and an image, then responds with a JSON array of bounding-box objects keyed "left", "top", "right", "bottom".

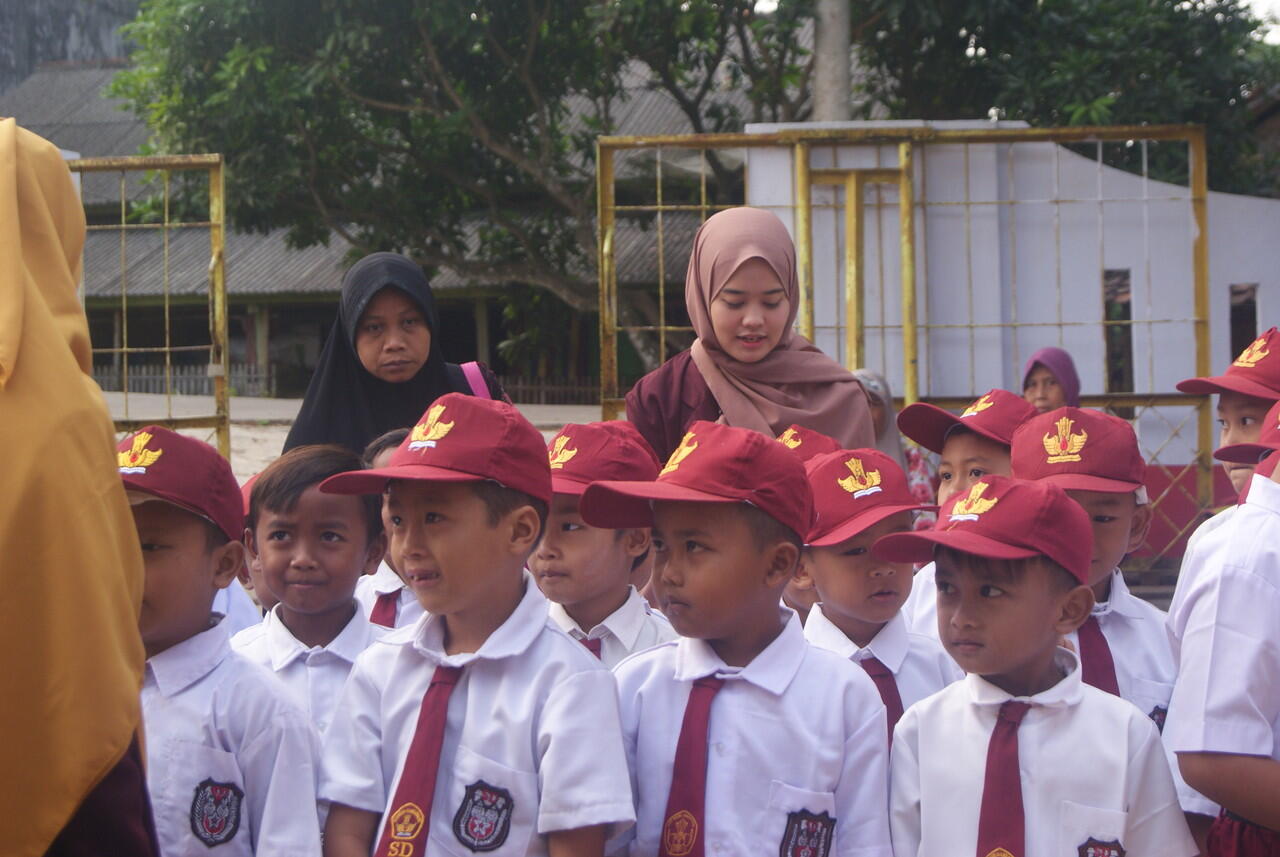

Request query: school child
[
  {"left": 353, "top": 427, "right": 426, "bottom": 629},
  {"left": 794, "top": 448, "right": 959, "bottom": 741},
  {"left": 582, "top": 421, "right": 892, "bottom": 856},
  {"left": 231, "top": 445, "right": 388, "bottom": 734},
  {"left": 531, "top": 421, "right": 676, "bottom": 668},
  {"left": 1009, "top": 408, "right": 1175, "bottom": 721},
  {"left": 235, "top": 474, "right": 278, "bottom": 615},
  {"left": 896, "top": 388, "right": 1037, "bottom": 635},
  {"left": 1163, "top": 400, "right": 1280, "bottom": 855},
  {"left": 626, "top": 206, "right": 874, "bottom": 461},
  {"left": 874, "top": 476, "right": 1196, "bottom": 857},
  {"left": 776, "top": 423, "right": 842, "bottom": 622},
  {"left": 318, "top": 394, "right": 633, "bottom": 857},
  {"left": 118, "top": 426, "right": 322, "bottom": 856},
  {"left": 1021, "top": 346, "right": 1081, "bottom": 413}
]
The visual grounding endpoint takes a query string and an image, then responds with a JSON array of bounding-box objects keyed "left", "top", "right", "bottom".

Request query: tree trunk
[{"left": 813, "top": 0, "right": 851, "bottom": 121}]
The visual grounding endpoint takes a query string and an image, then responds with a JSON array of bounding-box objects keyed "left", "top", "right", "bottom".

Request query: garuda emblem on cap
[
  {"left": 837, "top": 457, "right": 883, "bottom": 498},
  {"left": 1234, "top": 335, "right": 1270, "bottom": 368},
  {"left": 777, "top": 427, "right": 802, "bottom": 449},
  {"left": 118, "top": 431, "right": 163, "bottom": 474},
  {"left": 950, "top": 482, "right": 999, "bottom": 522},
  {"left": 661, "top": 431, "right": 698, "bottom": 476},
  {"left": 1043, "top": 417, "right": 1088, "bottom": 464},
  {"left": 549, "top": 435, "right": 578, "bottom": 469},
  {"left": 962, "top": 394, "right": 995, "bottom": 417},
  {"left": 409, "top": 404, "right": 454, "bottom": 450}
]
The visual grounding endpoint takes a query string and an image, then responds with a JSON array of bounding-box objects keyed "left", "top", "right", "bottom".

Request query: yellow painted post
[
  {"left": 207, "top": 157, "right": 230, "bottom": 458},
  {"left": 1189, "top": 129, "right": 1213, "bottom": 514},
  {"left": 898, "top": 142, "right": 919, "bottom": 405},
  {"left": 845, "top": 173, "right": 866, "bottom": 370},
  {"left": 597, "top": 143, "right": 622, "bottom": 420},
  {"left": 794, "top": 141, "right": 815, "bottom": 341}
]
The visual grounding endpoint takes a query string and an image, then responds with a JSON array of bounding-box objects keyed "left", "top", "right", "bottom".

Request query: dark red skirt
[
  {"left": 44, "top": 735, "right": 159, "bottom": 857},
  {"left": 1208, "top": 809, "right": 1280, "bottom": 857}
]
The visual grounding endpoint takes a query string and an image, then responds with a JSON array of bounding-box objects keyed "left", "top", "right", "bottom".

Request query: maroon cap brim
[
  {"left": 320, "top": 464, "right": 486, "bottom": 495},
  {"left": 1213, "top": 442, "right": 1280, "bottom": 464},
  {"left": 1176, "top": 375, "right": 1280, "bottom": 400},
  {"left": 581, "top": 480, "right": 742, "bottom": 528},
  {"left": 1033, "top": 473, "right": 1144, "bottom": 494},
  {"left": 808, "top": 503, "right": 937, "bottom": 547},
  {"left": 872, "top": 528, "right": 1039, "bottom": 565},
  {"left": 550, "top": 475, "right": 590, "bottom": 497},
  {"left": 896, "top": 403, "right": 1006, "bottom": 454}
]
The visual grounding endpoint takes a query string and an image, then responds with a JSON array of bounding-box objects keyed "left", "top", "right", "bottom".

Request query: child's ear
[
  {"left": 212, "top": 540, "right": 247, "bottom": 590},
  {"left": 364, "top": 531, "right": 388, "bottom": 574},
  {"left": 764, "top": 541, "right": 801, "bottom": 588},
  {"left": 243, "top": 526, "right": 259, "bottom": 560},
  {"left": 505, "top": 505, "right": 543, "bottom": 557},
  {"left": 791, "top": 552, "right": 817, "bottom": 592},
  {"left": 1127, "top": 503, "right": 1153, "bottom": 554},
  {"left": 1054, "top": 583, "right": 1096, "bottom": 635},
  {"left": 622, "top": 527, "right": 651, "bottom": 558}
]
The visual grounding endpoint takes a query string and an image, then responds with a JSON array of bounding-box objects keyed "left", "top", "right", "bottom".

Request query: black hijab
[{"left": 284, "top": 252, "right": 458, "bottom": 454}]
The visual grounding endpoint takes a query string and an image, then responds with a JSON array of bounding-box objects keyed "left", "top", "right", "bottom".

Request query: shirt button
[{"left": 714, "top": 742, "right": 726, "bottom": 756}]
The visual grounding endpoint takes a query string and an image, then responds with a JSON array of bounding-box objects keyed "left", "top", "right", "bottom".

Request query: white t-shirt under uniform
[
  {"left": 353, "top": 560, "right": 425, "bottom": 629},
  {"left": 321, "top": 575, "right": 634, "bottom": 855},
  {"left": 890, "top": 648, "right": 1196, "bottom": 857},
  {"left": 611, "top": 611, "right": 893, "bottom": 857},
  {"left": 547, "top": 586, "right": 677, "bottom": 669},
  {"left": 231, "top": 602, "right": 385, "bottom": 734},
  {"left": 142, "top": 619, "right": 322, "bottom": 857}
]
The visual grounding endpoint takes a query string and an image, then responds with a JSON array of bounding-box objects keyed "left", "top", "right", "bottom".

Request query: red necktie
[
  {"left": 659, "top": 676, "right": 725, "bottom": 857},
  {"left": 373, "top": 665, "right": 462, "bottom": 857},
  {"left": 976, "top": 701, "right": 1031, "bottom": 857},
  {"left": 860, "top": 656, "right": 905, "bottom": 743},
  {"left": 370, "top": 591, "right": 399, "bottom": 628},
  {"left": 1077, "top": 615, "right": 1120, "bottom": 696},
  {"left": 579, "top": 636, "right": 603, "bottom": 659}
]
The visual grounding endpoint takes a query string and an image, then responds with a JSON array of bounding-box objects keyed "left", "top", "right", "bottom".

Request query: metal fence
[{"left": 93, "top": 361, "right": 272, "bottom": 398}]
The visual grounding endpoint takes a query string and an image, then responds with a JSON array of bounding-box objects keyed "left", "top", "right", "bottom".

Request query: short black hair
[
  {"left": 736, "top": 503, "right": 804, "bottom": 553},
  {"left": 362, "top": 427, "right": 410, "bottom": 467},
  {"left": 250, "top": 444, "right": 383, "bottom": 540},
  {"left": 935, "top": 546, "right": 1078, "bottom": 593},
  {"left": 468, "top": 480, "right": 548, "bottom": 544}
]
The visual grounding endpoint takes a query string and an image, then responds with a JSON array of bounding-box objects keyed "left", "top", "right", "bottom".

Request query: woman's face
[
  {"left": 354, "top": 288, "right": 432, "bottom": 383},
  {"left": 708, "top": 258, "right": 790, "bottom": 364},
  {"left": 1023, "top": 364, "right": 1066, "bottom": 413}
]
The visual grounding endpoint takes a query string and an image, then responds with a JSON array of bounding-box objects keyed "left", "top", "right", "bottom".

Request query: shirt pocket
[
  {"left": 1126, "top": 677, "right": 1173, "bottom": 732},
  {"left": 766, "top": 780, "right": 838, "bottom": 857},
  {"left": 1059, "top": 800, "right": 1128, "bottom": 857},
  {"left": 165, "top": 740, "right": 252, "bottom": 855},
  {"left": 435, "top": 744, "right": 540, "bottom": 857}
]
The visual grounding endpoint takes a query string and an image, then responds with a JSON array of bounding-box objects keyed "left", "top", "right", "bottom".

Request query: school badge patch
[
  {"left": 779, "top": 809, "right": 835, "bottom": 857},
  {"left": 189, "top": 778, "right": 243, "bottom": 847},
  {"left": 1078, "top": 837, "right": 1126, "bottom": 857},
  {"left": 1148, "top": 705, "right": 1168, "bottom": 733},
  {"left": 452, "top": 780, "right": 513, "bottom": 852},
  {"left": 662, "top": 810, "right": 698, "bottom": 856}
]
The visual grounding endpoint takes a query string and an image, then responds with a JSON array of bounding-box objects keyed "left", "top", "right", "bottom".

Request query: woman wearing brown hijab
[{"left": 627, "top": 207, "right": 874, "bottom": 460}]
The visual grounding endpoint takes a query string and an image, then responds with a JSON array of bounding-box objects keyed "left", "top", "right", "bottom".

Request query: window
[{"left": 1230, "top": 284, "right": 1258, "bottom": 363}]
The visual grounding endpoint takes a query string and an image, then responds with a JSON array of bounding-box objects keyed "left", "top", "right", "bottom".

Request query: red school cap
[
  {"left": 1177, "top": 327, "right": 1280, "bottom": 400},
  {"left": 896, "top": 389, "right": 1037, "bottom": 454},
  {"left": 580, "top": 420, "right": 814, "bottom": 540},
  {"left": 547, "top": 421, "right": 660, "bottom": 522},
  {"left": 240, "top": 473, "right": 259, "bottom": 519},
  {"left": 1011, "top": 407, "right": 1146, "bottom": 494},
  {"left": 775, "top": 424, "right": 842, "bottom": 462},
  {"left": 319, "top": 393, "right": 552, "bottom": 505},
  {"left": 117, "top": 426, "right": 244, "bottom": 544},
  {"left": 873, "top": 475, "right": 1092, "bottom": 584},
  {"left": 805, "top": 448, "right": 937, "bottom": 547},
  {"left": 1213, "top": 399, "right": 1280, "bottom": 464}
]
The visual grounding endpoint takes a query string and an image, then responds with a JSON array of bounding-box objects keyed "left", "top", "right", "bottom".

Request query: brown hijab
[{"left": 687, "top": 207, "right": 874, "bottom": 448}]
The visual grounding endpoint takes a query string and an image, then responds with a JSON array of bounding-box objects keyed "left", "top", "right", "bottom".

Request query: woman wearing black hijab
[{"left": 283, "top": 252, "right": 505, "bottom": 453}]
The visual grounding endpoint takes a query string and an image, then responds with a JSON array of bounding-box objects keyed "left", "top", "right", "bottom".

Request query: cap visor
[
  {"left": 120, "top": 484, "right": 237, "bottom": 542},
  {"left": 808, "top": 504, "right": 938, "bottom": 547},
  {"left": 872, "top": 528, "right": 1039, "bottom": 565},
  {"left": 897, "top": 404, "right": 1008, "bottom": 453},
  {"left": 320, "top": 464, "right": 485, "bottom": 495},
  {"left": 550, "top": 475, "right": 590, "bottom": 497},
  {"left": 581, "top": 480, "right": 740, "bottom": 528},
  {"left": 1033, "top": 473, "right": 1144, "bottom": 494},
  {"left": 1176, "top": 376, "right": 1280, "bottom": 400},
  {"left": 1213, "top": 442, "right": 1280, "bottom": 464}
]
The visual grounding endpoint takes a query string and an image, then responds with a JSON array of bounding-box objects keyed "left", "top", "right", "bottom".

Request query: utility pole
[{"left": 812, "top": 0, "right": 851, "bottom": 121}]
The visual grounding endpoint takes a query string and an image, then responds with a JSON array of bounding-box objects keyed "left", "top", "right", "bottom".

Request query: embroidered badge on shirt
[
  {"left": 962, "top": 394, "right": 995, "bottom": 417},
  {"left": 780, "top": 809, "right": 835, "bottom": 857},
  {"left": 1078, "top": 837, "right": 1126, "bottom": 857},
  {"left": 1233, "top": 336, "right": 1270, "bottom": 368},
  {"left": 452, "top": 780, "right": 513, "bottom": 852},
  {"left": 1043, "top": 416, "right": 1089, "bottom": 464},
  {"left": 662, "top": 809, "right": 698, "bottom": 856},
  {"left": 661, "top": 431, "right": 698, "bottom": 476},
  {"left": 837, "top": 457, "right": 883, "bottom": 498},
  {"left": 984, "top": 849, "right": 1015, "bottom": 857},
  {"left": 118, "top": 431, "right": 163, "bottom": 474},
  {"left": 388, "top": 801, "right": 426, "bottom": 843},
  {"left": 777, "top": 427, "right": 802, "bottom": 449},
  {"left": 189, "top": 778, "right": 243, "bottom": 847},
  {"left": 949, "top": 482, "right": 999, "bottom": 522},
  {"left": 548, "top": 435, "right": 578, "bottom": 469},
  {"left": 409, "top": 404, "right": 454, "bottom": 450},
  {"left": 1148, "top": 705, "right": 1168, "bottom": 733}
]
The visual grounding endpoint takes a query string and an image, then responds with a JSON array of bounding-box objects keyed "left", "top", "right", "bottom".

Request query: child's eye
[
  {"left": 936, "top": 581, "right": 954, "bottom": 595},
  {"left": 1093, "top": 516, "right": 1117, "bottom": 524},
  {"left": 424, "top": 512, "right": 444, "bottom": 524},
  {"left": 651, "top": 538, "right": 668, "bottom": 553},
  {"left": 267, "top": 530, "right": 289, "bottom": 541},
  {"left": 979, "top": 584, "right": 1005, "bottom": 597},
  {"left": 968, "top": 468, "right": 987, "bottom": 479},
  {"left": 561, "top": 522, "right": 583, "bottom": 532},
  {"left": 139, "top": 542, "right": 163, "bottom": 553},
  {"left": 1242, "top": 416, "right": 1257, "bottom": 426},
  {"left": 321, "top": 531, "right": 344, "bottom": 542},
  {"left": 938, "top": 471, "right": 953, "bottom": 482},
  {"left": 389, "top": 515, "right": 402, "bottom": 527},
  {"left": 842, "top": 546, "right": 868, "bottom": 557},
  {"left": 685, "top": 540, "right": 704, "bottom": 553}
]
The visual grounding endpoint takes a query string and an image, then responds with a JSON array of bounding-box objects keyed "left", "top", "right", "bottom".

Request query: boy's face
[
  {"left": 803, "top": 511, "right": 915, "bottom": 634},
  {"left": 651, "top": 501, "right": 792, "bottom": 641},
  {"left": 1023, "top": 365, "right": 1066, "bottom": 413},
  {"left": 934, "top": 548, "right": 1092, "bottom": 696},
  {"left": 385, "top": 480, "right": 535, "bottom": 615},
  {"left": 133, "top": 500, "right": 243, "bottom": 658},
  {"left": 250, "top": 486, "right": 384, "bottom": 617},
  {"left": 531, "top": 494, "right": 647, "bottom": 609},
  {"left": 1062, "top": 489, "right": 1149, "bottom": 590},
  {"left": 937, "top": 432, "right": 1011, "bottom": 506},
  {"left": 1217, "top": 392, "right": 1273, "bottom": 493}
]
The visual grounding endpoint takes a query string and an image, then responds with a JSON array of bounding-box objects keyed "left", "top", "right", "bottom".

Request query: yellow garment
[{"left": 0, "top": 118, "right": 147, "bottom": 855}]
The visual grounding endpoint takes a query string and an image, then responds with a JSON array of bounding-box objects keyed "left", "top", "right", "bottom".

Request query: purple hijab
[{"left": 1022, "top": 347, "right": 1081, "bottom": 407}]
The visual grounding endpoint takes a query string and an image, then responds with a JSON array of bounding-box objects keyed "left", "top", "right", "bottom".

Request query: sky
[{"left": 1247, "top": 0, "right": 1280, "bottom": 42}]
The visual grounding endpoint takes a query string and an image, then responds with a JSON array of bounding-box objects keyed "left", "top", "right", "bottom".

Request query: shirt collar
[
  {"left": 369, "top": 560, "right": 405, "bottom": 596},
  {"left": 964, "top": 646, "right": 1083, "bottom": 709},
  {"left": 262, "top": 602, "right": 377, "bottom": 670},
  {"left": 412, "top": 571, "right": 547, "bottom": 667},
  {"left": 1092, "top": 568, "right": 1144, "bottom": 619},
  {"left": 546, "top": 586, "right": 651, "bottom": 650},
  {"left": 673, "top": 610, "right": 807, "bottom": 696},
  {"left": 146, "top": 618, "right": 231, "bottom": 697},
  {"left": 803, "top": 606, "right": 910, "bottom": 671},
  {"left": 1244, "top": 471, "right": 1280, "bottom": 516}
]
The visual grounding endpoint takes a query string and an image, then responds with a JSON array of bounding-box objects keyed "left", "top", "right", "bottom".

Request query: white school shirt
[
  {"left": 890, "top": 648, "right": 1196, "bottom": 857},
  {"left": 321, "top": 574, "right": 634, "bottom": 855},
  {"left": 231, "top": 602, "right": 385, "bottom": 734},
  {"left": 1165, "top": 472, "right": 1280, "bottom": 806},
  {"left": 142, "top": 619, "right": 322, "bottom": 857},
  {"left": 547, "top": 586, "right": 677, "bottom": 668},
  {"left": 900, "top": 562, "right": 939, "bottom": 638},
  {"left": 803, "top": 606, "right": 962, "bottom": 710},
  {"left": 353, "top": 560, "right": 425, "bottom": 629},
  {"left": 611, "top": 612, "right": 892, "bottom": 857}
]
